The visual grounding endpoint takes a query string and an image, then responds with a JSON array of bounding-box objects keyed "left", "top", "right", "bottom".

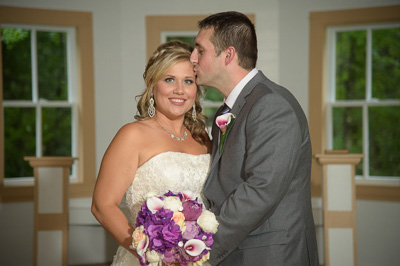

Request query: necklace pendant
[{"left": 155, "top": 119, "right": 187, "bottom": 142}]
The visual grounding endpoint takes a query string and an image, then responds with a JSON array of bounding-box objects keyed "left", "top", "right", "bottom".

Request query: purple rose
[
  {"left": 162, "top": 220, "right": 183, "bottom": 246},
  {"left": 136, "top": 203, "right": 152, "bottom": 227},
  {"left": 147, "top": 225, "right": 165, "bottom": 253},
  {"left": 182, "top": 221, "right": 200, "bottom": 240},
  {"left": 182, "top": 200, "right": 203, "bottom": 221},
  {"left": 155, "top": 208, "right": 174, "bottom": 225}
]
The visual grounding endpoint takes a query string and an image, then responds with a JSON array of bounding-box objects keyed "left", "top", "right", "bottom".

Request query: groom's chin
[{"left": 195, "top": 76, "right": 205, "bottom": 87}]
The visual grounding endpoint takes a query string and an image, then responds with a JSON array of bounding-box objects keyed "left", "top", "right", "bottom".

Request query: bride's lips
[{"left": 169, "top": 98, "right": 186, "bottom": 106}]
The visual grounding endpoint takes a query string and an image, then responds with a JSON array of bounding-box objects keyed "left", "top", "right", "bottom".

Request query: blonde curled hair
[{"left": 135, "top": 40, "right": 208, "bottom": 145}]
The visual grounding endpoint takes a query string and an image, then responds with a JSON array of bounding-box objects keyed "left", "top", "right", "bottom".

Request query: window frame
[
  {"left": 309, "top": 5, "right": 400, "bottom": 201},
  {"left": 0, "top": 6, "right": 96, "bottom": 202}
]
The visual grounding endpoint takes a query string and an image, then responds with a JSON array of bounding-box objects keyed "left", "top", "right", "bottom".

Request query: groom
[{"left": 191, "top": 11, "right": 319, "bottom": 265}]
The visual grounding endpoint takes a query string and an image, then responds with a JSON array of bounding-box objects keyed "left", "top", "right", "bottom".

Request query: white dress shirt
[{"left": 224, "top": 68, "right": 258, "bottom": 109}]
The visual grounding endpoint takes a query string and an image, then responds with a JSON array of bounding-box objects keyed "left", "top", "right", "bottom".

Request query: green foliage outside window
[
  {"left": 37, "top": 31, "right": 68, "bottom": 101},
  {"left": 4, "top": 108, "right": 36, "bottom": 177},
  {"left": 372, "top": 28, "right": 400, "bottom": 99},
  {"left": 336, "top": 30, "right": 366, "bottom": 100},
  {"left": 369, "top": 106, "right": 400, "bottom": 176},
  {"left": 2, "top": 28, "right": 32, "bottom": 100}
]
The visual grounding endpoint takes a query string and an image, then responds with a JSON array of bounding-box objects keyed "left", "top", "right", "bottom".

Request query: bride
[{"left": 91, "top": 40, "right": 211, "bottom": 265}]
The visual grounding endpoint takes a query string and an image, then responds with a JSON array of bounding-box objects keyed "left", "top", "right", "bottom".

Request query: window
[
  {"left": 326, "top": 25, "right": 400, "bottom": 184},
  {"left": 2, "top": 25, "right": 78, "bottom": 182},
  {"left": 309, "top": 5, "right": 400, "bottom": 201},
  {"left": 0, "top": 6, "right": 96, "bottom": 202}
]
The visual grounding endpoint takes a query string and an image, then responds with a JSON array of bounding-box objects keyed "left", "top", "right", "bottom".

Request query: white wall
[{"left": 0, "top": 0, "right": 399, "bottom": 265}]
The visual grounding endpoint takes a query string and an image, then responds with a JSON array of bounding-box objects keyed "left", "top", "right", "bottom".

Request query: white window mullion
[
  {"left": 326, "top": 103, "right": 333, "bottom": 150},
  {"left": 31, "top": 29, "right": 38, "bottom": 102},
  {"left": 363, "top": 28, "right": 372, "bottom": 180},
  {"left": 67, "top": 27, "right": 78, "bottom": 179},
  {"left": 366, "top": 28, "right": 373, "bottom": 102},
  {"left": 31, "top": 29, "right": 42, "bottom": 157},
  {"left": 36, "top": 105, "right": 42, "bottom": 157},
  {"left": 362, "top": 103, "right": 369, "bottom": 180},
  {"left": 325, "top": 28, "right": 336, "bottom": 150}
]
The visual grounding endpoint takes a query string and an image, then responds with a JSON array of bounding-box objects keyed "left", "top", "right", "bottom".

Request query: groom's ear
[{"left": 224, "top": 46, "right": 236, "bottom": 65}]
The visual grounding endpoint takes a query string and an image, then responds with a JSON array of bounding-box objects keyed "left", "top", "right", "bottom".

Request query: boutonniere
[{"left": 216, "top": 113, "right": 236, "bottom": 154}]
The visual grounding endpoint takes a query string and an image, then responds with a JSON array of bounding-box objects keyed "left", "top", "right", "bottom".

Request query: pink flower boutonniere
[{"left": 216, "top": 113, "right": 235, "bottom": 154}]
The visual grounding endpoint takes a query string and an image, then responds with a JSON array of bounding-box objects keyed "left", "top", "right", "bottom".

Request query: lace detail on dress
[{"left": 111, "top": 151, "right": 210, "bottom": 266}]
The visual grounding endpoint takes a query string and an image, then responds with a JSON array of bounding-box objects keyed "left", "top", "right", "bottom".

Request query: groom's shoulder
[{"left": 254, "top": 72, "right": 300, "bottom": 103}]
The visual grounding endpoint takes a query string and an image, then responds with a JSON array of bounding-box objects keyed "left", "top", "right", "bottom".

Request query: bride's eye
[
  {"left": 165, "top": 77, "right": 174, "bottom": 83},
  {"left": 184, "top": 79, "right": 194, "bottom": 85}
]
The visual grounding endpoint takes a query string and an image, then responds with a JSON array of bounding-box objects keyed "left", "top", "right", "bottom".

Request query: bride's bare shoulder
[
  {"left": 119, "top": 119, "right": 154, "bottom": 133},
  {"left": 109, "top": 120, "right": 154, "bottom": 145}
]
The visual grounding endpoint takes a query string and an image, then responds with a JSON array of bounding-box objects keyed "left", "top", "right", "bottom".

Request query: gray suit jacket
[{"left": 203, "top": 71, "right": 319, "bottom": 265}]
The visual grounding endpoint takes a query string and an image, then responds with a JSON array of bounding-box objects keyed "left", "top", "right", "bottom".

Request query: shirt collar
[{"left": 224, "top": 68, "right": 258, "bottom": 109}]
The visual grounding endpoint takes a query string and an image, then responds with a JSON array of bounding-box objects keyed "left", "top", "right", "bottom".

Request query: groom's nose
[{"left": 190, "top": 49, "right": 198, "bottom": 64}]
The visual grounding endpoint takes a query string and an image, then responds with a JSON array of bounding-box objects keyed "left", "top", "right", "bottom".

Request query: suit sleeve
[{"left": 209, "top": 92, "right": 304, "bottom": 264}]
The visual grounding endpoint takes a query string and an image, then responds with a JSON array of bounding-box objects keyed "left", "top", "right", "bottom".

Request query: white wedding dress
[{"left": 111, "top": 151, "right": 211, "bottom": 266}]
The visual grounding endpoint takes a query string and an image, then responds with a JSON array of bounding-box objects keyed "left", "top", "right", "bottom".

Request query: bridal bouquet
[{"left": 131, "top": 191, "right": 219, "bottom": 266}]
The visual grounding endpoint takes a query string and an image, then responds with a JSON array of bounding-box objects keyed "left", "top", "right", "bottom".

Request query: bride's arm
[{"left": 91, "top": 123, "right": 141, "bottom": 257}]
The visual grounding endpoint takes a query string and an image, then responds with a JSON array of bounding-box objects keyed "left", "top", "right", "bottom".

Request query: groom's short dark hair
[{"left": 198, "top": 11, "right": 258, "bottom": 70}]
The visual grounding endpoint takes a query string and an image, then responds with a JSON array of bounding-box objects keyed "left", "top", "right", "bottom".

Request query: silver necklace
[{"left": 155, "top": 119, "right": 187, "bottom": 141}]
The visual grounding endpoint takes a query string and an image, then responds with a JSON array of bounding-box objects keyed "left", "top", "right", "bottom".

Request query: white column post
[
  {"left": 314, "top": 151, "right": 363, "bottom": 266},
  {"left": 25, "top": 157, "right": 77, "bottom": 266}
]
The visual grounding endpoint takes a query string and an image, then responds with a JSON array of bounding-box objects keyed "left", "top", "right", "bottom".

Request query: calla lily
[
  {"left": 136, "top": 236, "right": 149, "bottom": 262},
  {"left": 147, "top": 196, "right": 164, "bottom": 214},
  {"left": 182, "top": 190, "right": 195, "bottom": 200},
  {"left": 215, "top": 113, "right": 235, "bottom": 132},
  {"left": 216, "top": 112, "right": 236, "bottom": 154},
  {"left": 184, "top": 239, "right": 207, "bottom": 256}
]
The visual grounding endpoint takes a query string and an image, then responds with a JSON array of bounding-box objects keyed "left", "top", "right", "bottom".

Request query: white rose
[
  {"left": 146, "top": 250, "right": 162, "bottom": 263},
  {"left": 163, "top": 196, "right": 183, "bottom": 212},
  {"left": 197, "top": 210, "right": 219, "bottom": 234}
]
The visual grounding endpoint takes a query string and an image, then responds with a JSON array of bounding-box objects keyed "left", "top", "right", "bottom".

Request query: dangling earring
[
  {"left": 192, "top": 103, "right": 197, "bottom": 122},
  {"left": 148, "top": 97, "right": 155, "bottom": 118}
]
